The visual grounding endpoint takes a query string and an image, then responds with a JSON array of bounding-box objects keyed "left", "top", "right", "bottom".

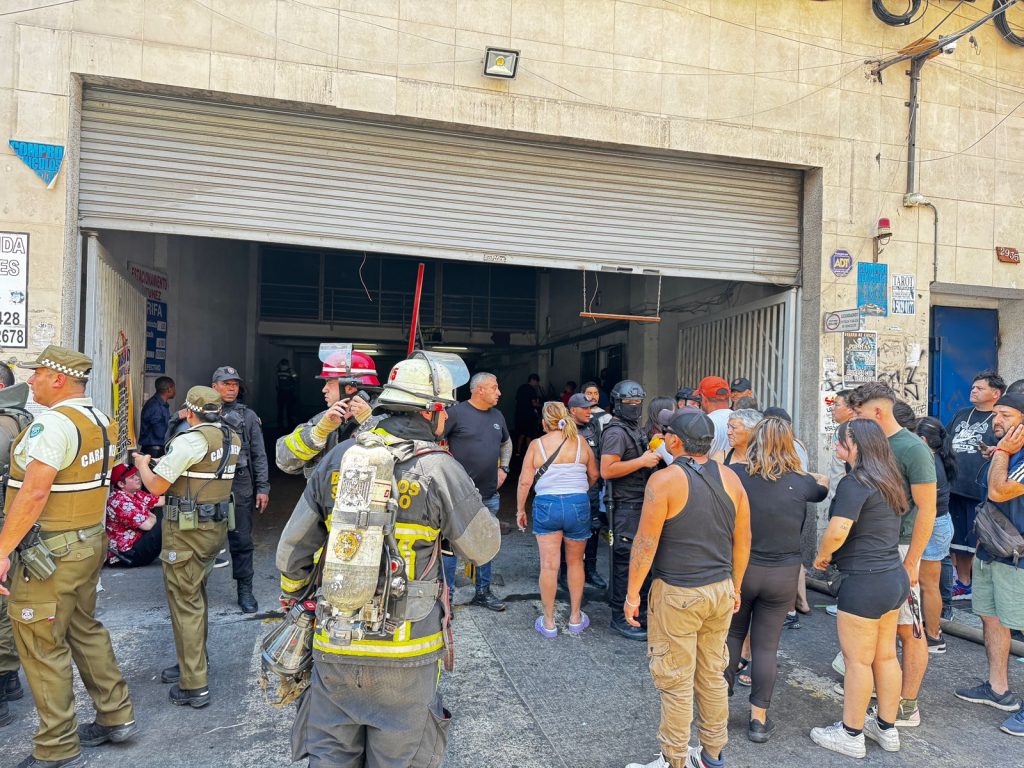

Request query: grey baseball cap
[
  {"left": 567, "top": 393, "right": 594, "bottom": 410},
  {"left": 212, "top": 365, "right": 243, "bottom": 383}
]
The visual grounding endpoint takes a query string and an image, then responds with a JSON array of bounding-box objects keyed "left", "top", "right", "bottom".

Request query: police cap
[
  {"left": 17, "top": 345, "right": 93, "bottom": 379},
  {"left": 212, "top": 365, "right": 243, "bottom": 383},
  {"left": 184, "top": 386, "right": 223, "bottom": 416}
]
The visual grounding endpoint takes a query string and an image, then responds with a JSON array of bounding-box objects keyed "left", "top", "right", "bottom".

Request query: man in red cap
[
  {"left": 104, "top": 463, "right": 162, "bottom": 568},
  {"left": 696, "top": 376, "right": 734, "bottom": 462},
  {"left": 275, "top": 347, "right": 380, "bottom": 479}
]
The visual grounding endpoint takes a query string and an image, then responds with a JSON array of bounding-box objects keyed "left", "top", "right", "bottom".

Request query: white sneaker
[
  {"left": 863, "top": 716, "right": 900, "bottom": 752},
  {"left": 625, "top": 754, "right": 669, "bottom": 768},
  {"left": 832, "top": 651, "right": 845, "bottom": 676},
  {"left": 810, "top": 722, "right": 866, "bottom": 758},
  {"left": 868, "top": 702, "right": 920, "bottom": 727},
  {"left": 826, "top": 604, "right": 838, "bottom": 616},
  {"left": 685, "top": 746, "right": 707, "bottom": 768},
  {"left": 96, "top": 577, "right": 105, "bottom": 593}
]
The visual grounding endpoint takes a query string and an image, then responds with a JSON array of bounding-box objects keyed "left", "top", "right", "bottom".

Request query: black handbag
[{"left": 974, "top": 501, "right": 1024, "bottom": 566}]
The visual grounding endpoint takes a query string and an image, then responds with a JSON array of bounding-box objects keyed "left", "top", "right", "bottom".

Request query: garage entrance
[{"left": 74, "top": 87, "right": 804, "bottom": 433}]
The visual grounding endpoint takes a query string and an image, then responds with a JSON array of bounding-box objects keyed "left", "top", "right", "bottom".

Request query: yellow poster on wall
[{"left": 111, "top": 330, "right": 136, "bottom": 462}]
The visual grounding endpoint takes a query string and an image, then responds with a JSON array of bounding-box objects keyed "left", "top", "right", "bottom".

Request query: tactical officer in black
[
  {"left": 211, "top": 366, "right": 270, "bottom": 613},
  {"left": 601, "top": 380, "right": 661, "bottom": 640}
]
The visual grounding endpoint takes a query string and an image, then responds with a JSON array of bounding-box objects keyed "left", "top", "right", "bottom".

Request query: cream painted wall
[{"left": 1, "top": 0, "right": 1022, "bottom": 461}]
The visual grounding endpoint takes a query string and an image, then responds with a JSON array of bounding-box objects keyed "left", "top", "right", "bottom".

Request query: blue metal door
[{"left": 929, "top": 306, "right": 999, "bottom": 424}]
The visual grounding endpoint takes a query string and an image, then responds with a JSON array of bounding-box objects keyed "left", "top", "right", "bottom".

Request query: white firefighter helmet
[{"left": 376, "top": 351, "right": 469, "bottom": 412}]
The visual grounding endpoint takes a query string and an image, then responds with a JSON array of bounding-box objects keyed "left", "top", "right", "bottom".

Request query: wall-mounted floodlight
[{"left": 484, "top": 48, "right": 519, "bottom": 79}]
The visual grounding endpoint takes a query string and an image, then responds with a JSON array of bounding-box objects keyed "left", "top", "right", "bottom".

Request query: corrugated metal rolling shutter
[
  {"left": 678, "top": 289, "right": 798, "bottom": 416},
  {"left": 79, "top": 88, "right": 802, "bottom": 284}
]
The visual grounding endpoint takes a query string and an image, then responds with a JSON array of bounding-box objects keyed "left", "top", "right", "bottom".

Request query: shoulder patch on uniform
[{"left": 28, "top": 423, "right": 43, "bottom": 438}]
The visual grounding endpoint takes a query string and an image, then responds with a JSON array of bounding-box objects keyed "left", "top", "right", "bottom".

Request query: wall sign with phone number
[{"left": 0, "top": 232, "right": 29, "bottom": 349}]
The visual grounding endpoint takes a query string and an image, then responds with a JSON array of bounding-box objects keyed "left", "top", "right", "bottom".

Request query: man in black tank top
[
  {"left": 600, "top": 380, "right": 662, "bottom": 640},
  {"left": 623, "top": 411, "right": 751, "bottom": 768}
]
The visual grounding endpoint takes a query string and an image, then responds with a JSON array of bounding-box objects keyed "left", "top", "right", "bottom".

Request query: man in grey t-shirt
[{"left": 442, "top": 372, "right": 512, "bottom": 612}]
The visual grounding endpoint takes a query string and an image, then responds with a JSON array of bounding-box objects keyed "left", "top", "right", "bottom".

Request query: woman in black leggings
[
  {"left": 811, "top": 419, "right": 911, "bottom": 758},
  {"left": 724, "top": 417, "right": 828, "bottom": 743}
]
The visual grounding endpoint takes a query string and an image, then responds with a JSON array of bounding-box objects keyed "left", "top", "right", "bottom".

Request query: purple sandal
[
  {"left": 535, "top": 616, "right": 558, "bottom": 638},
  {"left": 567, "top": 612, "right": 590, "bottom": 636}
]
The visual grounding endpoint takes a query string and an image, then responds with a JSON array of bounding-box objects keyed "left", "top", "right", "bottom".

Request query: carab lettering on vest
[
  {"left": 210, "top": 444, "right": 241, "bottom": 462},
  {"left": 80, "top": 446, "right": 107, "bottom": 467}
]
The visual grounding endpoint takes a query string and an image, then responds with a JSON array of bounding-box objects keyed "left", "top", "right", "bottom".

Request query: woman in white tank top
[{"left": 516, "top": 402, "right": 598, "bottom": 638}]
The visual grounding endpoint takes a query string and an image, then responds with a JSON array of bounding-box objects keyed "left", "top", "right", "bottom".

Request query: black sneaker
[
  {"left": 610, "top": 615, "right": 647, "bottom": 641},
  {"left": 237, "top": 581, "right": 258, "bottom": 614},
  {"left": 160, "top": 664, "right": 180, "bottom": 684},
  {"left": 470, "top": 589, "right": 506, "bottom": 612},
  {"left": 169, "top": 684, "right": 211, "bottom": 709},
  {"left": 0, "top": 671, "right": 23, "bottom": 701},
  {"left": 15, "top": 754, "right": 86, "bottom": 768},
  {"left": 585, "top": 570, "right": 608, "bottom": 590},
  {"left": 748, "top": 718, "right": 777, "bottom": 743},
  {"left": 783, "top": 612, "right": 801, "bottom": 630},
  {"left": 927, "top": 633, "right": 946, "bottom": 655},
  {"left": 78, "top": 720, "right": 138, "bottom": 747}
]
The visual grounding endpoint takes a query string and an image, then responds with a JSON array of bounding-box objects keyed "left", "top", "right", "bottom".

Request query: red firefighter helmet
[{"left": 316, "top": 348, "right": 380, "bottom": 388}]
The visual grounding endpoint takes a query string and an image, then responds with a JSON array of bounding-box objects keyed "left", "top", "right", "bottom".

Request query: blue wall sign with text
[
  {"left": 830, "top": 249, "right": 853, "bottom": 277},
  {"left": 9, "top": 140, "right": 64, "bottom": 187},
  {"left": 857, "top": 262, "right": 888, "bottom": 317},
  {"left": 145, "top": 300, "right": 168, "bottom": 374}
]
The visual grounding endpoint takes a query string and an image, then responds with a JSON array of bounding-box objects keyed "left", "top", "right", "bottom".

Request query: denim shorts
[
  {"left": 532, "top": 493, "right": 591, "bottom": 540},
  {"left": 923, "top": 513, "right": 955, "bottom": 561}
]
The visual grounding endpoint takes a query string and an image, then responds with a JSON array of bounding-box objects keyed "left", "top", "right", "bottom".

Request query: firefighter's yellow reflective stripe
[
  {"left": 395, "top": 523, "right": 440, "bottom": 541},
  {"left": 280, "top": 573, "right": 311, "bottom": 592},
  {"left": 285, "top": 429, "right": 319, "bottom": 461},
  {"left": 312, "top": 546, "right": 323, "bottom": 564},
  {"left": 313, "top": 631, "right": 444, "bottom": 657}
]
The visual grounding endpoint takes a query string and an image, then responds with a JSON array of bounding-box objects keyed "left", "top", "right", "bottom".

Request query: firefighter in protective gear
[
  {"left": 133, "top": 386, "right": 241, "bottom": 710},
  {"left": 276, "top": 346, "right": 381, "bottom": 479},
  {"left": 601, "top": 379, "right": 661, "bottom": 641},
  {"left": 0, "top": 346, "right": 135, "bottom": 768},
  {"left": 277, "top": 351, "right": 501, "bottom": 767}
]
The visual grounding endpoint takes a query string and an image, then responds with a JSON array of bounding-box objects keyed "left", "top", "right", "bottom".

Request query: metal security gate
[
  {"left": 78, "top": 88, "right": 802, "bottom": 284},
  {"left": 82, "top": 234, "right": 146, "bottom": 423},
  {"left": 678, "top": 289, "right": 798, "bottom": 415}
]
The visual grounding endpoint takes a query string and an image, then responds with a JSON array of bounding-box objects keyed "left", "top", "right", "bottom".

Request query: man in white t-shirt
[{"left": 697, "top": 376, "right": 733, "bottom": 462}]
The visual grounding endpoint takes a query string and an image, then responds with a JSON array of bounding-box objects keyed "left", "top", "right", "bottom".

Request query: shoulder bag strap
[{"left": 534, "top": 437, "right": 568, "bottom": 480}]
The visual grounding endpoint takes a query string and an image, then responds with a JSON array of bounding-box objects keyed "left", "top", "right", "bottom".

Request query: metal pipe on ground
[{"left": 806, "top": 576, "right": 1024, "bottom": 657}]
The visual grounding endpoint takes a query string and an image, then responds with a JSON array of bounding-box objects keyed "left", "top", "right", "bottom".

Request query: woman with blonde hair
[
  {"left": 725, "top": 416, "right": 829, "bottom": 743},
  {"left": 517, "top": 401, "right": 599, "bottom": 637}
]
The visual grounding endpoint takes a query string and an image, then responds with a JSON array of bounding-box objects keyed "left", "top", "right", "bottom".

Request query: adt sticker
[
  {"left": 830, "top": 249, "right": 853, "bottom": 278},
  {"left": 9, "top": 141, "right": 65, "bottom": 188}
]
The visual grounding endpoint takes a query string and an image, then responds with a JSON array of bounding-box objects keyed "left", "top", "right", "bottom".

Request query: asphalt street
[{"left": 1, "top": 474, "right": 1021, "bottom": 768}]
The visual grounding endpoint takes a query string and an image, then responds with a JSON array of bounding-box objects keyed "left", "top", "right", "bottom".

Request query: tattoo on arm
[
  {"left": 644, "top": 487, "right": 655, "bottom": 502},
  {"left": 629, "top": 533, "right": 658, "bottom": 584}
]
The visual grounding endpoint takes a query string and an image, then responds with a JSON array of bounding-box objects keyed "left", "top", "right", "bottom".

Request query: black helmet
[{"left": 610, "top": 379, "right": 646, "bottom": 403}]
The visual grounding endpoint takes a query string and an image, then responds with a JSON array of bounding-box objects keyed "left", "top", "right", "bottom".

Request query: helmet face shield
[
  {"left": 376, "top": 351, "right": 469, "bottom": 413},
  {"left": 415, "top": 351, "right": 469, "bottom": 406},
  {"left": 317, "top": 343, "right": 353, "bottom": 379}
]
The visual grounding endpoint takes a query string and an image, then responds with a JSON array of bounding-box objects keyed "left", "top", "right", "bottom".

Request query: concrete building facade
[{"left": 1, "top": 0, "right": 1023, "bottom": 469}]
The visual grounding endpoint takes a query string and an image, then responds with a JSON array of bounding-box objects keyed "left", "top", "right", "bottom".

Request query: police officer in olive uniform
[
  {"left": 211, "top": 366, "right": 270, "bottom": 613},
  {"left": 275, "top": 349, "right": 380, "bottom": 479},
  {"left": 0, "top": 374, "right": 31, "bottom": 727},
  {"left": 133, "top": 386, "right": 241, "bottom": 709},
  {"left": 0, "top": 346, "right": 135, "bottom": 768},
  {"left": 277, "top": 352, "right": 501, "bottom": 767}
]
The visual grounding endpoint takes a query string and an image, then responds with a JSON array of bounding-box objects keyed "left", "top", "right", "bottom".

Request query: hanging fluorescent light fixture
[{"left": 484, "top": 47, "right": 520, "bottom": 79}]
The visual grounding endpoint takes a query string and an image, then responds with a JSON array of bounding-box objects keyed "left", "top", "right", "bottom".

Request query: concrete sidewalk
[{"left": 1, "top": 480, "right": 1021, "bottom": 767}]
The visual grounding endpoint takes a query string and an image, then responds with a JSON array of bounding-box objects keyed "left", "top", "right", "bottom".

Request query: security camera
[{"left": 940, "top": 39, "right": 957, "bottom": 54}]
